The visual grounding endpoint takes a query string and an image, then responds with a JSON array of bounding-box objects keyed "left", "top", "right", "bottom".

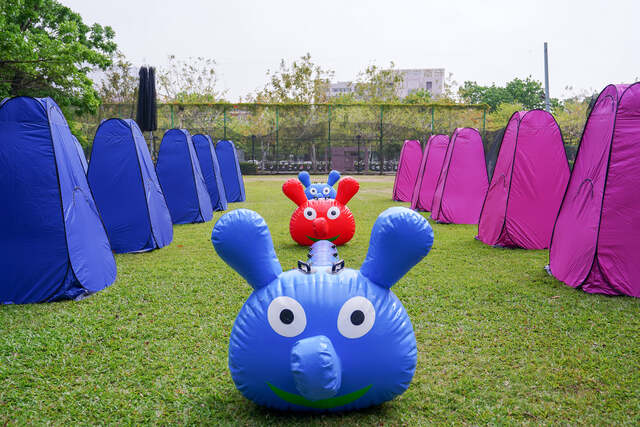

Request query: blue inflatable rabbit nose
[{"left": 291, "top": 335, "right": 342, "bottom": 401}]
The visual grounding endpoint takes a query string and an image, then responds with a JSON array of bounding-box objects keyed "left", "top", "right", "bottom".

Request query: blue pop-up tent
[
  {"left": 156, "top": 129, "right": 213, "bottom": 224},
  {"left": 215, "top": 140, "right": 245, "bottom": 202},
  {"left": 192, "top": 134, "right": 228, "bottom": 211},
  {"left": 88, "top": 119, "right": 173, "bottom": 253},
  {"left": 0, "top": 97, "right": 116, "bottom": 304}
]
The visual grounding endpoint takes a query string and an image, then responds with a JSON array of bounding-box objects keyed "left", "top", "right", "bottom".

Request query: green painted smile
[
  {"left": 267, "top": 383, "right": 372, "bottom": 409},
  {"left": 306, "top": 234, "right": 339, "bottom": 242}
]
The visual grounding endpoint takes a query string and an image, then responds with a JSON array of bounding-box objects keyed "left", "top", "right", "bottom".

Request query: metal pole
[
  {"left": 170, "top": 104, "right": 174, "bottom": 128},
  {"left": 379, "top": 105, "right": 384, "bottom": 175},
  {"left": 356, "top": 134, "right": 361, "bottom": 174},
  {"left": 150, "top": 130, "right": 155, "bottom": 161},
  {"left": 544, "top": 42, "right": 550, "bottom": 112},
  {"left": 275, "top": 106, "right": 279, "bottom": 174},
  {"left": 251, "top": 134, "right": 255, "bottom": 161},
  {"left": 431, "top": 106, "right": 435, "bottom": 132},
  {"left": 223, "top": 106, "right": 227, "bottom": 140},
  {"left": 327, "top": 105, "right": 332, "bottom": 172},
  {"left": 482, "top": 109, "right": 486, "bottom": 136}
]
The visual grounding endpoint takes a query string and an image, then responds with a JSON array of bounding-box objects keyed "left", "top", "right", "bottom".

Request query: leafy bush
[{"left": 239, "top": 161, "right": 258, "bottom": 175}]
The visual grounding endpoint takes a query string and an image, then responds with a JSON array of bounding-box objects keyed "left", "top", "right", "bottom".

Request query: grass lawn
[{"left": 1, "top": 175, "right": 638, "bottom": 425}]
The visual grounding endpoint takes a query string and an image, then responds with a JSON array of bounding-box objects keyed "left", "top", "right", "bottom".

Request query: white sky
[{"left": 61, "top": 0, "right": 640, "bottom": 102}]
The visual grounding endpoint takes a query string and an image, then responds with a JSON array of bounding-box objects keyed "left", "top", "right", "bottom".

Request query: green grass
[{"left": 1, "top": 175, "right": 639, "bottom": 425}]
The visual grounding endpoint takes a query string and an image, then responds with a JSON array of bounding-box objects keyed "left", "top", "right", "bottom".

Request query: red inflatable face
[{"left": 283, "top": 177, "right": 359, "bottom": 246}]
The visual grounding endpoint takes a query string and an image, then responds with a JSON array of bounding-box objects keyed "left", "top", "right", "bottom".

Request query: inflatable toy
[
  {"left": 298, "top": 170, "right": 341, "bottom": 199},
  {"left": 284, "top": 177, "right": 358, "bottom": 246},
  {"left": 211, "top": 207, "right": 434, "bottom": 411}
]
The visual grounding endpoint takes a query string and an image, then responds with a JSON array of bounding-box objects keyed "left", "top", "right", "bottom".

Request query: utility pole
[{"left": 544, "top": 42, "right": 550, "bottom": 112}]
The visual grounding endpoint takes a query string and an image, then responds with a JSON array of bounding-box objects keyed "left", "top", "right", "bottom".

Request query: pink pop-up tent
[
  {"left": 410, "top": 134, "right": 449, "bottom": 211},
  {"left": 477, "top": 110, "right": 569, "bottom": 249},
  {"left": 548, "top": 83, "right": 640, "bottom": 298},
  {"left": 392, "top": 140, "right": 422, "bottom": 201},
  {"left": 431, "top": 128, "right": 488, "bottom": 224}
]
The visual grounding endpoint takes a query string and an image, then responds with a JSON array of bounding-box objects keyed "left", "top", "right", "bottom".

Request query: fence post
[
  {"left": 379, "top": 105, "right": 384, "bottom": 175},
  {"left": 327, "top": 105, "right": 332, "bottom": 172},
  {"left": 275, "top": 106, "right": 279, "bottom": 174},
  {"left": 223, "top": 106, "right": 227, "bottom": 140},
  {"left": 356, "top": 134, "right": 361, "bottom": 174},
  {"left": 482, "top": 108, "right": 486, "bottom": 137},
  {"left": 170, "top": 104, "right": 174, "bottom": 128},
  {"left": 151, "top": 131, "right": 155, "bottom": 161},
  {"left": 251, "top": 135, "right": 256, "bottom": 162},
  {"left": 431, "top": 106, "right": 435, "bottom": 132}
]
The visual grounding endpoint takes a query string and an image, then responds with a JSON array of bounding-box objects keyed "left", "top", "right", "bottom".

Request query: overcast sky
[{"left": 61, "top": 0, "right": 640, "bottom": 101}]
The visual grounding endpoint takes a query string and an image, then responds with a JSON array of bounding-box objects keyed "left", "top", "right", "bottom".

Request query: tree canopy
[
  {"left": 351, "top": 62, "right": 403, "bottom": 102},
  {"left": 0, "top": 0, "right": 117, "bottom": 113},
  {"left": 157, "top": 55, "right": 227, "bottom": 102},
  {"left": 255, "top": 53, "right": 333, "bottom": 103},
  {"left": 458, "top": 77, "right": 558, "bottom": 112},
  {"left": 96, "top": 51, "right": 137, "bottom": 104},
  {"left": 403, "top": 88, "right": 432, "bottom": 104}
]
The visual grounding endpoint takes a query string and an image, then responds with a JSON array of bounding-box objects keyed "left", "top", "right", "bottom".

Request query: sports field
[{"left": 1, "top": 176, "right": 638, "bottom": 425}]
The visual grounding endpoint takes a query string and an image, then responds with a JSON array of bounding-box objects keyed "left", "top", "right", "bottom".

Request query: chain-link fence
[{"left": 73, "top": 103, "right": 489, "bottom": 174}]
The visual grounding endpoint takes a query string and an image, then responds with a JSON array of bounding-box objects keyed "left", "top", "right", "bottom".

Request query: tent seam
[
  {"left": 432, "top": 131, "right": 458, "bottom": 220},
  {"left": 184, "top": 131, "right": 207, "bottom": 222},
  {"left": 128, "top": 120, "right": 159, "bottom": 250},
  {"left": 43, "top": 98, "right": 88, "bottom": 294},
  {"left": 585, "top": 83, "right": 639, "bottom": 288}
]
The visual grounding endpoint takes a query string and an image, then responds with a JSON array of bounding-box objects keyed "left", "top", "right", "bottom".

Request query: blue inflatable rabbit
[
  {"left": 298, "top": 170, "right": 341, "bottom": 199},
  {"left": 211, "top": 207, "right": 434, "bottom": 411}
]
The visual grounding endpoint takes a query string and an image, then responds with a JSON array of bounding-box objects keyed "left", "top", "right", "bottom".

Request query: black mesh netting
[{"left": 73, "top": 103, "right": 576, "bottom": 174}]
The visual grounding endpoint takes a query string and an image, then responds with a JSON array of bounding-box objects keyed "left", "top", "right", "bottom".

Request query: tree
[
  {"left": 554, "top": 98, "right": 590, "bottom": 145},
  {"left": 252, "top": 54, "right": 334, "bottom": 170},
  {"left": 352, "top": 62, "right": 403, "bottom": 102},
  {"left": 96, "top": 51, "right": 137, "bottom": 104},
  {"left": 458, "top": 81, "right": 512, "bottom": 111},
  {"left": 438, "top": 72, "right": 459, "bottom": 102},
  {"left": 157, "top": 55, "right": 226, "bottom": 102},
  {"left": 404, "top": 89, "right": 432, "bottom": 104},
  {"left": 255, "top": 53, "right": 334, "bottom": 103},
  {"left": 458, "top": 77, "right": 556, "bottom": 112},
  {"left": 486, "top": 102, "right": 525, "bottom": 131},
  {"left": 0, "top": 0, "right": 117, "bottom": 113},
  {"left": 329, "top": 92, "right": 359, "bottom": 104}
]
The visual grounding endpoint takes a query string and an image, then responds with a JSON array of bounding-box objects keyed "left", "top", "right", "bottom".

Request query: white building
[
  {"left": 328, "top": 68, "right": 445, "bottom": 100},
  {"left": 396, "top": 68, "right": 445, "bottom": 98},
  {"left": 328, "top": 81, "right": 354, "bottom": 97}
]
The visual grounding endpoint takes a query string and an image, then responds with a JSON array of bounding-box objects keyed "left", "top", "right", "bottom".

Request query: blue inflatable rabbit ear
[
  {"left": 327, "top": 170, "right": 341, "bottom": 186},
  {"left": 360, "top": 207, "right": 434, "bottom": 289},
  {"left": 298, "top": 171, "right": 311, "bottom": 188},
  {"left": 212, "top": 209, "right": 283, "bottom": 290}
]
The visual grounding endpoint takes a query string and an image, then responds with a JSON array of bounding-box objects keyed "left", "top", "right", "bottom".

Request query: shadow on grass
[{"left": 191, "top": 391, "right": 392, "bottom": 425}]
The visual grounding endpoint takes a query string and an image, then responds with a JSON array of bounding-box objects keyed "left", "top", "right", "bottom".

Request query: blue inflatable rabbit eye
[
  {"left": 268, "top": 296, "right": 307, "bottom": 337},
  {"left": 298, "top": 170, "right": 341, "bottom": 199},
  {"left": 212, "top": 207, "right": 434, "bottom": 412},
  {"left": 337, "top": 296, "right": 375, "bottom": 338}
]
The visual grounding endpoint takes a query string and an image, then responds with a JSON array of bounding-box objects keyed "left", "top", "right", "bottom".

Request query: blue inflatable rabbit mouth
[
  {"left": 267, "top": 383, "right": 372, "bottom": 409},
  {"left": 306, "top": 234, "right": 339, "bottom": 242}
]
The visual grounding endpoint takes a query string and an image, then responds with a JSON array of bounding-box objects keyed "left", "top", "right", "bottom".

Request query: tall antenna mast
[{"left": 544, "top": 42, "right": 550, "bottom": 112}]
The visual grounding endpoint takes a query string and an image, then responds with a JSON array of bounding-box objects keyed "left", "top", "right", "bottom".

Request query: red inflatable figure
[{"left": 283, "top": 177, "right": 359, "bottom": 246}]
